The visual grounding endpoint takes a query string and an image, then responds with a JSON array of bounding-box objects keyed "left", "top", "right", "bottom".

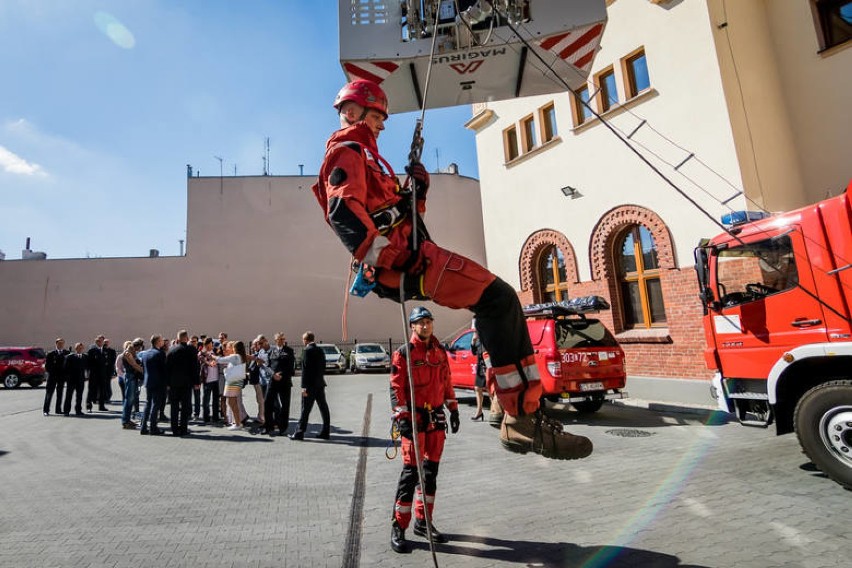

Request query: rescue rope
[{"left": 399, "top": 273, "right": 440, "bottom": 568}]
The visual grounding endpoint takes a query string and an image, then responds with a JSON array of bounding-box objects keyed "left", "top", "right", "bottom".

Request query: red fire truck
[{"left": 694, "top": 186, "right": 852, "bottom": 489}]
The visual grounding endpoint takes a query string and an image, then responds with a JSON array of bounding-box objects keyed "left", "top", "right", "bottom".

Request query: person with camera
[{"left": 388, "top": 306, "right": 460, "bottom": 554}]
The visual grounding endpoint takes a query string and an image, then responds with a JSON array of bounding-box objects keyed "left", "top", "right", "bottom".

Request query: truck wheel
[
  {"left": 794, "top": 380, "right": 852, "bottom": 490},
  {"left": 3, "top": 372, "right": 22, "bottom": 389},
  {"left": 572, "top": 399, "right": 604, "bottom": 413}
]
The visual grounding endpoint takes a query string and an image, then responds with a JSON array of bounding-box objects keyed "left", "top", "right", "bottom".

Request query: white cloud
[{"left": 0, "top": 145, "right": 46, "bottom": 176}]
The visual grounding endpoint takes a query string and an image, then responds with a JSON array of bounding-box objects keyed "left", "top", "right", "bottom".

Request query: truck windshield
[
  {"left": 716, "top": 235, "right": 799, "bottom": 307},
  {"left": 555, "top": 319, "right": 619, "bottom": 349}
]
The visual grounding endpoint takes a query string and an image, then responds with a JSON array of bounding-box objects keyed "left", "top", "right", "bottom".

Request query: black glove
[
  {"left": 397, "top": 417, "right": 413, "bottom": 440},
  {"left": 398, "top": 247, "right": 427, "bottom": 275},
  {"left": 406, "top": 162, "right": 430, "bottom": 199},
  {"left": 450, "top": 410, "right": 460, "bottom": 434}
]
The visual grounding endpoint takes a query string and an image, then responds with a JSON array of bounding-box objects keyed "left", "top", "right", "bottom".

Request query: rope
[{"left": 399, "top": 273, "right": 439, "bottom": 567}]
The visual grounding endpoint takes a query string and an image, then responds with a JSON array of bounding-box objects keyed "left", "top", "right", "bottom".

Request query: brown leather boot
[
  {"left": 500, "top": 411, "right": 593, "bottom": 460},
  {"left": 487, "top": 396, "right": 504, "bottom": 429}
]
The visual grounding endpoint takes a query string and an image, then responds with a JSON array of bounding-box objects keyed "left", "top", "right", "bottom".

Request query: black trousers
[
  {"left": 202, "top": 382, "right": 220, "bottom": 422},
  {"left": 43, "top": 375, "right": 64, "bottom": 414},
  {"left": 169, "top": 384, "right": 193, "bottom": 435},
  {"left": 264, "top": 380, "right": 292, "bottom": 433},
  {"left": 296, "top": 387, "right": 330, "bottom": 435},
  {"left": 192, "top": 386, "right": 201, "bottom": 416},
  {"left": 63, "top": 378, "right": 85, "bottom": 414}
]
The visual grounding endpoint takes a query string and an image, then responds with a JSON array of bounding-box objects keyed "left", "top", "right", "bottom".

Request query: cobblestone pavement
[{"left": 1, "top": 374, "right": 848, "bottom": 568}]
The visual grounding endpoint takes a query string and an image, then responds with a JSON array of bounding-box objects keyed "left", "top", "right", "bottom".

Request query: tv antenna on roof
[{"left": 262, "top": 137, "right": 270, "bottom": 175}]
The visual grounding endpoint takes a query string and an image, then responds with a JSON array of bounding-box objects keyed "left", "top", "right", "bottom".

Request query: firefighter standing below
[
  {"left": 390, "top": 306, "right": 459, "bottom": 554},
  {"left": 313, "top": 79, "right": 592, "bottom": 461}
]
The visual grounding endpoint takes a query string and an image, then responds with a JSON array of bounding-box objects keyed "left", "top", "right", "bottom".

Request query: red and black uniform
[
  {"left": 389, "top": 332, "right": 457, "bottom": 529},
  {"left": 313, "top": 122, "right": 542, "bottom": 416}
]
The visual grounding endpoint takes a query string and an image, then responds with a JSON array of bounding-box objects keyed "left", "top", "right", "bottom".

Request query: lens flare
[{"left": 94, "top": 11, "right": 135, "bottom": 49}]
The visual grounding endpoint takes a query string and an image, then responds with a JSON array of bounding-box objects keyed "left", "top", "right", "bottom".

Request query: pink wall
[{"left": 0, "top": 174, "right": 486, "bottom": 349}]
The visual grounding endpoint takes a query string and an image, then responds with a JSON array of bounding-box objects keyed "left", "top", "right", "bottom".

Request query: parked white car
[
  {"left": 349, "top": 343, "right": 391, "bottom": 373},
  {"left": 318, "top": 344, "right": 347, "bottom": 374}
]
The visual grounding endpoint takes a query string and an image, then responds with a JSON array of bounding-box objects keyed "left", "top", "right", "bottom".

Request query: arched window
[
  {"left": 538, "top": 245, "right": 570, "bottom": 302},
  {"left": 617, "top": 226, "right": 666, "bottom": 327}
]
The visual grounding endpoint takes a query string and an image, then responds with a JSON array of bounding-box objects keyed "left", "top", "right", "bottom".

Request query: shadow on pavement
[
  {"left": 419, "top": 534, "right": 711, "bottom": 567},
  {"left": 545, "top": 404, "right": 731, "bottom": 429}
]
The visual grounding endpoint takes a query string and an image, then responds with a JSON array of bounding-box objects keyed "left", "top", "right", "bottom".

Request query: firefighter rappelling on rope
[
  {"left": 339, "top": 0, "right": 607, "bottom": 114},
  {"left": 323, "top": 3, "right": 607, "bottom": 562}
]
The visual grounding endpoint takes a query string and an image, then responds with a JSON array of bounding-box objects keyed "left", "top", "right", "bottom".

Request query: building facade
[
  {"left": 465, "top": 0, "right": 851, "bottom": 380},
  {"left": 0, "top": 173, "right": 486, "bottom": 350}
]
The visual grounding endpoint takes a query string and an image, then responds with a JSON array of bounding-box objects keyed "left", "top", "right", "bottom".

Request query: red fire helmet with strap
[{"left": 333, "top": 80, "right": 389, "bottom": 119}]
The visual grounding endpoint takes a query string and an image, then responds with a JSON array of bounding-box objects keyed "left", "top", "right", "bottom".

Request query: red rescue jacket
[
  {"left": 390, "top": 333, "right": 458, "bottom": 419},
  {"left": 312, "top": 122, "right": 424, "bottom": 271}
]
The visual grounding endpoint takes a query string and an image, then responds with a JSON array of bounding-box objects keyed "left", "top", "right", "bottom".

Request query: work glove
[
  {"left": 406, "top": 162, "right": 430, "bottom": 199},
  {"left": 450, "top": 410, "right": 460, "bottom": 434},
  {"left": 398, "top": 247, "right": 427, "bottom": 276},
  {"left": 397, "top": 417, "right": 413, "bottom": 440}
]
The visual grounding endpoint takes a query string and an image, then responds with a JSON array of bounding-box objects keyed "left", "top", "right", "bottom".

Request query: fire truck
[{"left": 694, "top": 185, "right": 852, "bottom": 489}]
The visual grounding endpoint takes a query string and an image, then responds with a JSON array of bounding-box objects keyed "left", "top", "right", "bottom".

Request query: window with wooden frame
[
  {"left": 520, "top": 114, "right": 537, "bottom": 153},
  {"left": 539, "top": 103, "right": 558, "bottom": 143},
  {"left": 622, "top": 47, "right": 650, "bottom": 99},
  {"left": 572, "top": 85, "right": 593, "bottom": 126},
  {"left": 810, "top": 0, "right": 852, "bottom": 51},
  {"left": 616, "top": 225, "right": 666, "bottom": 328},
  {"left": 595, "top": 66, "right": 618, "bottom": 113},
  {"left": 503, "top": 124, "right": 519, "bottom": 161},
  {"left": 537, "top": 245, "right": 570, "bottom": 303}
]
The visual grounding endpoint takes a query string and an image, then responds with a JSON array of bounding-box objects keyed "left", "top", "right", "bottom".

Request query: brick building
[{"left": 465, "top": 0, "right": 851, "bottom": 380}]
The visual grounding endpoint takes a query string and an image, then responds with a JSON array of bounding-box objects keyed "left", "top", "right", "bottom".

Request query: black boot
[
  {"left": 390, "top": 520, "right": 411, "bottom": 554},
  {"left": 413, "top": 518, "right": 449, "bottom": 543}
]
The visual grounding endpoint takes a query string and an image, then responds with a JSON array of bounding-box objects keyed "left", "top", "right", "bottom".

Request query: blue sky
[{"left": 0, "top": 0, "right": 479, "bottom": 259}]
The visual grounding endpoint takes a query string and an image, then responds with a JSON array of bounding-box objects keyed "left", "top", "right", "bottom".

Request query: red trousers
[{"left": 393, "top": 429, "right": 445, "bottom": 529}]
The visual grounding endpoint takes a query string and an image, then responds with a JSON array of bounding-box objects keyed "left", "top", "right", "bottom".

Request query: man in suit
[
  {"left": 166, "top": 330, "right": 199, "bottom": 436},
  {"left": 138, "top": 334, "right": 167, "bottom": 435},
  {"left": 289, "top": 331, "right": 330, "bottom": 440},
  {"left": 62, "top": 343, "right": 89, "bottom": 416},
  {"left": 265, "top": 333, "right": 295, "bottom": 436},
  {"left": 102, "top": 338, "right": 117, "bottom": 405},
  {"left": 43, "top": 337, "right": 69, "bottom": 416},
  {"left": 86, "top": 335, "right": 107, "bottom": 412}
]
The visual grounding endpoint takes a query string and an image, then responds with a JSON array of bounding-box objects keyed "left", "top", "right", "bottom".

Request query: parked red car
[
  {"left": 445, "top": 297, "right": 627, "bottom": 413},
  {"left": 1, "top": 346, "right": 47, "bottom": 388}
]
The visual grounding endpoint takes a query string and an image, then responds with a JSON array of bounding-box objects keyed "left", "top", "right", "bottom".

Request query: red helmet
[{"left": 333, "top": 80, "right": 389, "bottom": 118}]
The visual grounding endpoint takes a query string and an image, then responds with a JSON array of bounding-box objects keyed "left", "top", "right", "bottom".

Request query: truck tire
[{"left": 794, "top": 380, "right": 852, "bottom": 490}]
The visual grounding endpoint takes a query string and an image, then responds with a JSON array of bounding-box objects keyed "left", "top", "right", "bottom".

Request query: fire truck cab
[{"left": 694, "top": 186, "right": 852, "bottom": 488}]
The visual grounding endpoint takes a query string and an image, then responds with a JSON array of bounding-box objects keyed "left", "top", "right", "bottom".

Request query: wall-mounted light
[{"left": 560, "top": 185, "right": 583, "bottom": 199}]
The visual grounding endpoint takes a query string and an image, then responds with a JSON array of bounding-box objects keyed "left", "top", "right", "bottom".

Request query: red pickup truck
[{"left": 445, "top": 297, "right": 628, "bottom": 413}]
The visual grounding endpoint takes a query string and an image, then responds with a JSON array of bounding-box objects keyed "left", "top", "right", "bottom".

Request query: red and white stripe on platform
[
  {"left": 343, "top": 60, "right": 399, "bottom": 85},
  {"left": 536, "top": 23, "right": 604, "bottom": 72}
]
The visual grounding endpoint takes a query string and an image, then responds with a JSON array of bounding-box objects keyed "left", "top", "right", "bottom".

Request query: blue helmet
[{"left": 408, "top": 306, "right": 434, "bottom": 324}]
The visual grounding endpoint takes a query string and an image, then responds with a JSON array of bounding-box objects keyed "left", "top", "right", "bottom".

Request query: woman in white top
[{"left": 217, "top": 341, "right": 251, "bottom": 431}]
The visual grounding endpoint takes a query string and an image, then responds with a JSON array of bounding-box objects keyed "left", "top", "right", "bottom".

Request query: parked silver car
[{"left": 349, "top": 343, "right": 391, "bottom": 373}]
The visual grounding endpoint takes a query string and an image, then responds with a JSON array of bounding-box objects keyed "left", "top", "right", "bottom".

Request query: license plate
[{"left": 579, "top": 381, "right": 604, "bottom": 392}]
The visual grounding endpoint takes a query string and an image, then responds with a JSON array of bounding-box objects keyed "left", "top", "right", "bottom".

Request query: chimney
[{"left": 149, "top": 249, "right": 160, "bottom": 258}]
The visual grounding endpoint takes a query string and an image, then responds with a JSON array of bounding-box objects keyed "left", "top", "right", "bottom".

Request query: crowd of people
[{"left": 41, "top": 329, "right": 331, "bottom": 439}]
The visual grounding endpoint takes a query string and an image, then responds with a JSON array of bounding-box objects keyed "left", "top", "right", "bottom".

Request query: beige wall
[
  {"left": 706, "top": 0, "right": 852, "bottom": 210},
  {"left": 469, "top": 0, "right": 741, "bottom": 287},
  {"left": 0, "top": 174, "right": 486, "bottom": 349}
]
